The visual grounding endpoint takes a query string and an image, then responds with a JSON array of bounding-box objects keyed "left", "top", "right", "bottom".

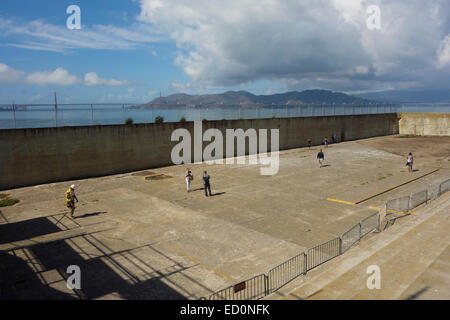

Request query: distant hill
[{"left": 142, "top": 89, "right": 371, "bottom": 108}]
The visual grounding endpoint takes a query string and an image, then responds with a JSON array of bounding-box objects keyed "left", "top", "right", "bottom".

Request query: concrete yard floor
[
  {"left": 0, "top": 135, "right": 449, "bottom": 299},
  {"left": 272, "top": 192, "right": 450, "bottom": 300}
]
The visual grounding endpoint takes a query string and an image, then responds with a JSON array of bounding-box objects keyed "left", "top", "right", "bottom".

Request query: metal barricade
[
  {"left": 431, "top": 184, "right": 441, "bottom": 201},
  {"left": 341, "top": 223, "right": 360, "bottom": 253},
  {"left": 386, "top": 195, "right": 410, "bottom": 215},
  {"left": 360, "top": 212, "right": 380, "bottom": 237},
  {"left": 267, "top": 252, "right": 306, "bottom": 294},
  {"left": 208, "top": 274, "right": 267, "bottom": 300},
  {"left": 306, "top": 237, "right": 340, "bottom": 271},
  {"left": 441, "top": 179, "right": 450, "bottom": 195},
  {"left": 409, "top": 189, "right": 428, "bottom": 209}
]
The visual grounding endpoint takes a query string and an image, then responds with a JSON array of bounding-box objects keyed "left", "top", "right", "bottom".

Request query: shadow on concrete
[
  {"left": 0, "top": 217, "right": 62, "bottom": 244},
  {"left": 321, "top": 165, "right": 331, "bottom": 168},
  {"left": 0, "top": 210, "right": 8, "bottom": 223},
  {"left": 210, "top": 192, "right": 226, "bottom": 197},
  {"left": 75, "top": 212, "right": 107, "bottom": 219},
  {"left": 405, "top": 286, "right": 430, "bottom": 300},
  {"left": 0, "top": 217, "right": 214, "bottom": 299}
]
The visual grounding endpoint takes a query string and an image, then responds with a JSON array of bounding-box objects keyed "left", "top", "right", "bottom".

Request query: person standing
[
  {"left": 332, "top": 132, "right": 337, "bottom": 144},
  {"left": 203, "top": 171, "right": 212, "bottom": 197},
  {"left": 317, "top": 149, "right": 325, "bottom": 168},
  {"left": 324, "top": 137, "right": 329, "bottom": 148},
  {"left": 406, "top": 152, "right": 413, "bottom": 173},
  {"left": 66, "top": 184, "right": 79, "bottom": 219},
  {"left": 185, "top": 168, "right": 193, "bottom": 192},
  {"left": 307, "top": 137, "right": 312, "bottom": 149}
]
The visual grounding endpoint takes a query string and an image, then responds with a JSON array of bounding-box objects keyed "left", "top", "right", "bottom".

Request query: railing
[
  {"left": 306, "top": 238, "right": 340, "bottom": 270},
  {"left": 209, "top": 274, "right": 268, "bottom": 300},
  {"left": 201, "top": 177, "right": 450, "bottom": 300},
  {"left": 341, "top": 223, "right": 361, "bottom": 253},
  {"left": 267, "top": 252, "right": 306, "bottom": 295}
]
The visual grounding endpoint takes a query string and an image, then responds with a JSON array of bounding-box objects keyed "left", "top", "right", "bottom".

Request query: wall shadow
[
  {"left": 0, "top": 217, "right": 62, "bottom": 244},
  {"left": 0, "top": 216, "right": 213, "bottom": 300}
]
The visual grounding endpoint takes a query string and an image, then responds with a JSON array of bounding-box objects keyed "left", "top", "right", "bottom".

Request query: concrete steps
[{"left": 272, "top": 192, "right": 450, "bottom": 300}]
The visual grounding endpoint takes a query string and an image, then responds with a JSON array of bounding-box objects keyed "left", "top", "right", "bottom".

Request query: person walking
[
  {"left": 203, "top": 171, "right": 212, "bottom": 197},
  {"left": 185, "top": 168, "right": 193, "bottom": 192},
  {"left": 317, "top": 149, "right": 325, "bottom": 168},
  {"left": 406, "top": 152, "right": 413, "bottom": 173},
  {"left": 66, "top": 184, "right": 79, "bottom": 219},
  {"left": 307, "top": 137, "right": 312, "bottom": 149},
  {"left": 324, "top": 137, "right": 329, "bottom": 148}
]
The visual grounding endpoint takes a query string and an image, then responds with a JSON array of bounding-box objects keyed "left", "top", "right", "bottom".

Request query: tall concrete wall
[
  {"left": 0, "top": 114, "right": 398, "bottom": 190},
  {"left": 399, "top": 113, "right": 450, "bottom": 136}
]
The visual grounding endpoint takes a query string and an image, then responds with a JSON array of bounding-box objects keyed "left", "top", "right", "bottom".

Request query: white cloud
[
  {"left": 0, "top": 63, "right": 26, "bottom": 83},
  {"left": 138, "top": 0, "right": 450, "bottom": 91},
  {"left": 0, "top": 63, "right": 129, "bottom": 87},
  {"left": 26, "top": 67, "right": 80, "bottom": 86},
  {"left": 0, "top": 17, "right": 163, "bottom": 53},
  {"left": 84, "top": 72, "right": 129, "bottom": 86}
]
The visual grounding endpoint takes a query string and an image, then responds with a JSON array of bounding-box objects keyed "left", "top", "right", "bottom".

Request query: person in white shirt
[
  {"left": 185, "top": 169, "right": 193, "bottom": 192},
  {"left": 406, "top": 153, "right": 413, "bottom": 173}
]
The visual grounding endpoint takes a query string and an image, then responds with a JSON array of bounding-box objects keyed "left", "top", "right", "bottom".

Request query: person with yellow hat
[{"left": 66, "top": 184, "right": 79, "bottom": 219}]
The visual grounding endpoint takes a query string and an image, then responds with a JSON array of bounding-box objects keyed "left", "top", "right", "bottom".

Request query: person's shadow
[
  {"left": 321, "top": 164, "right": 331, "bottom": 168},
  {"left": 210, "top": 192, "right": 226, "bottom": 197},
  {"left": 76, "top": 212, "right": 107, "bottom": 219}
]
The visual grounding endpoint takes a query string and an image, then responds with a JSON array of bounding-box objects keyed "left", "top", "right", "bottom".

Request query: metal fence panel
[
  {"left": 361, "top": 212, "right": 380, "bottom": 237},
  {"left": 441, "top": 179, "right": 450, "bottom": 195},
  {"left": 386, "top": 195, "right": 410, "bottom": 215},
  {"left": 267, "top": 252, "right": 306, "bottom": 294},
  {"left": 409, "top": 190, "right": 428, "bottom": 209},
  {"left": 306, "top": 237, "right": 340, "bottom": 271},
  {"left": 209, "top": 274, "right": 267, "bottom": 300},
  {"left": 341, "top": 223, "right": 360, "bottom": 253},
  {"left": 431, "top": 184, "right": 441, "bottom": 201}
]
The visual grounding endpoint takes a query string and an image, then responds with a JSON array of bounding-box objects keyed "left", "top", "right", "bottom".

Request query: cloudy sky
[{"left": 1, "top": 0, "right": 449, "bottom": 103}]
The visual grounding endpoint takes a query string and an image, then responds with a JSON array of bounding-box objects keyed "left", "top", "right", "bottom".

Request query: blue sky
[
  {"left": 0, "top": 0, "right": 190, "bottom": 103},
  {"left": 1, "top": 0, "right": 449, "bottom": 104}
]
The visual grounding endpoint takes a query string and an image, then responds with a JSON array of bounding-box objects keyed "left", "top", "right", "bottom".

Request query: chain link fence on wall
[
  {"left": 202, "top": 177, "right": 450, "bottom": 300},
  {"left": 0, "top": 102, "right": 399, "bottom": 129}
]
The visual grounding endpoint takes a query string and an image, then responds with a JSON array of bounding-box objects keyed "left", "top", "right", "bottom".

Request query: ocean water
[{"left": 0, "top": 104, "right": 447, "bottom": 129}]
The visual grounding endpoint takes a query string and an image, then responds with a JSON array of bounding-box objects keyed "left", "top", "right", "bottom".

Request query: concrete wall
[
  {"left": 399, "top": 113, "right": 450, "bottom": 136},
  {"left": 0, "top": 114, "right": 398, "bottom": 190}
]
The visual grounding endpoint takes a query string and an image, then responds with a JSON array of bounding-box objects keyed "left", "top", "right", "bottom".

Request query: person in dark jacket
[
  {"left": 317, "top": 149, "right": 325, "bottom": 168},
  {"left": 203, "top": 171, "right": 212, "bottom": 197}
]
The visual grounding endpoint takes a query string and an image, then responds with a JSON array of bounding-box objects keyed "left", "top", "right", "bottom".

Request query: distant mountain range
[{"left": 141, "top": 89, "right": 371, "bottom": 108}]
